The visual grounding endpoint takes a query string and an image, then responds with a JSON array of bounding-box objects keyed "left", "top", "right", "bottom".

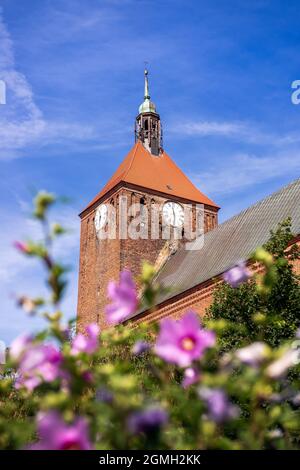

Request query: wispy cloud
[
  {"left": 0, "top": 9, "right": 98, "bottom": 160},
  {"left": 179, "top": 121, "right": 245, "bottom": 137},
  {"left": 192, "top": 150, "right": 300, "bottom": 196},
  {"left": 175, "top": 120, "right": 300, "bottom": 147}
]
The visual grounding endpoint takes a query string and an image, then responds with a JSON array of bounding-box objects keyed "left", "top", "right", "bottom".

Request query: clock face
[
  {"left": 94, "top": 204, "right": 108, "bottom": 230},
  {"left": 162, "top": 201, "right": 184, "bottom": 227}
]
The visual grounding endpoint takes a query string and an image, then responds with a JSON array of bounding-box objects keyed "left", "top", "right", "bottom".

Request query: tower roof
[{"left": 81, "top": 141, "right": 219, "bottom": 214}]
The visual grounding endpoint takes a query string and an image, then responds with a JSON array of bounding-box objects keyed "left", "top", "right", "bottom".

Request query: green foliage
[
  {"left": 208, "top": 219, "right": 300, "bottom": 349},
  {"left": 0, "top": 196, "right": 299, "bottom": 450}
]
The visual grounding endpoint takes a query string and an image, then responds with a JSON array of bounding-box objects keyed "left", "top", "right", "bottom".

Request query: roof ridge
[
  {"left": 122, "top": 142, "right": 139, "bottom": 181},
  {"left": 162, "top": 149, "right": 219, "bottom": 208}
]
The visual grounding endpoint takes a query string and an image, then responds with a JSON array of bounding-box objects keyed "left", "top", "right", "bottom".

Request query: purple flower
[
  {"left": 236, "top": 342, "right": 269, "bottom": 367},
  {"left": 132, "top": 341, "right": 150, "bottom": 355},
  {"left": 30, "top": 411, "right": 92, "bottom": 450},
  {"left": 13, "top": 241, "right": 30, "bottom": 254},
  {"left": 71, "top": 323, "right": 100, "bottom": 355},
  {"left": 198, "top": 387, "right": 239, "bottom": 423},
  {"left": 154, "top": 311, "right": 215, "bottom": 367},
  {"left": 223, "top": 261, "right": 251, "bottom": 288},
  {"left": 266, "top": 348, "right": 300, "bottom": 379},
  {"left": 105, "top": 270, "right": 138, "bottom": 325},
  {"left": 96, "top": 387, "right": 114, "bottom": 404},
  {"left": 10, "top": 333, "right": 33, "bottom": 361},
  {"left": 127, "top": 407, "right": 168, "bottom": 435},
  {"left": 16, "top": 343, "right": 62, "bottom": 391},
  {"left": 182, "top": 367, "right": 201, "bottom": 388}
]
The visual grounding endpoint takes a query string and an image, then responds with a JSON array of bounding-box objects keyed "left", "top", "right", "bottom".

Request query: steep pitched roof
[
  {"left": 142, "top": 178, "right": 300, "bottom": 310},
  {"left": 81, "top": 141, "right": 219, "bottom": 213}
]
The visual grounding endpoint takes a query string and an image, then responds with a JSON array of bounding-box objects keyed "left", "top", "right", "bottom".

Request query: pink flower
[
  {"left": 223, "top": 261, "right": 251, "bottom": 288},
  {"left": 105, "top": 270, "right": 138, "bottom": 325},
  {"left": 16, "top": 343, "right": 62, "bottom": 391},
  {"left": 30, "top": 411, "right": 92, "bottom": 450},
  {"left": 13, "top": 241, "right": 30, "bottom": 254},
  {"left": 71, "top": 323, "right": 100, "bottom": 355},
  {"left": 154, "top": 311, "right": 216, "bottom": 367},
  {"left": 10, "top": 333, "right": 33, "bottom": 361},
  {"left": 182, "top": 367, "right": 201, "bottom": 388}
]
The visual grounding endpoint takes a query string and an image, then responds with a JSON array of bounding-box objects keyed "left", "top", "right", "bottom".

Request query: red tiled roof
[{"left": 81, "top": 141, "right": 219, "bottom": 213}]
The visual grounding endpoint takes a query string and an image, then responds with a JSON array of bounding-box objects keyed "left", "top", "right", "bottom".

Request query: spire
[
  {"left": 135, "top": 68, "right": 162, "bottom": 156},
  {"left": 138, "top": 68, "right": 157, "bottom": 114},
  {"left": 144, "top": 68, "right": 150, "bottom": 99}
]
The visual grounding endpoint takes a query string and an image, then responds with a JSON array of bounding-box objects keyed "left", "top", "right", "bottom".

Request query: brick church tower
[{"left": 77, "top": 70, "right": 219, "bottom": 331}]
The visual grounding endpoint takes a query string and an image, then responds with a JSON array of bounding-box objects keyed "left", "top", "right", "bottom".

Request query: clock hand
[{"left": 172, "top": 206, "right": 176, "bottom": 224}]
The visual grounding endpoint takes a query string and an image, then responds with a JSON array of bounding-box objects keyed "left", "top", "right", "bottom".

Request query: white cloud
[
  {"left": 0, "top": 10, "right": 97, "bottom": 160},
  {"left": 191, "top": 150, "right": 300, "bottom": 196},
  {"left": 180, "top": 121, "right": 244, "bottom": 137},
  {"left": 176, "top": 119, "right": 300, "bottom": 147}
]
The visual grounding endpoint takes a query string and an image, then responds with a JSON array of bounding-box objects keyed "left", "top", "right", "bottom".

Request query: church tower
[
  {"left": 135, "top": 70, "right": 162, "bottom": 155},
  {"left": 77, "top": 70, "right": 219, "bottom": 331}
]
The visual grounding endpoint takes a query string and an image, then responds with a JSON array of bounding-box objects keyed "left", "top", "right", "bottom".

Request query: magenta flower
[
  {"left": 30, "top": 411, "right": 92, "bottom": 450},
  {"left": 13, "top": 241, "right": 30, "bottom": 254},
  {"left": 154, "top": 311, "right": 215, "bottom": 367},
  {"left": 198, "top": 387, "right": 239, "bottom": 423},
  {"left": 223, "top": 261, "right": 251, "bottom": 288},
  {"left": 182, "top": 367, "right": 201, "bottom": 388},
  {"left": 132, "top": 341, "right": 150, "bottom": 355},
  {"left": 127, "top": 407, "right": 168, "bottom": 435},
  {"left": 71, "top": 323, "right": 100, "bottom": 355},
  {"left": 10, "top": 333, "right": 33, "bottom": 361},
  {"left": 16, "top": 343, "right": 62, "bottom": 391},
  {"left": 105, "top": 270, "right": 138, "bottom": 325}
]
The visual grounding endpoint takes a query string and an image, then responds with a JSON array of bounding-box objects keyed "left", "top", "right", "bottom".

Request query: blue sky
[{"left": 0, "top": 0, "right": 300, "bottom": 345}]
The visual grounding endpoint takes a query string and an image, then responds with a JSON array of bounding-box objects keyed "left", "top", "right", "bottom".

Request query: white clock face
[
  {"left": 162, "top": 201, "right": 184, "bottom": 227},
  {"left": 95, "top": 204, "right": 108, "bottom": 230}
]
